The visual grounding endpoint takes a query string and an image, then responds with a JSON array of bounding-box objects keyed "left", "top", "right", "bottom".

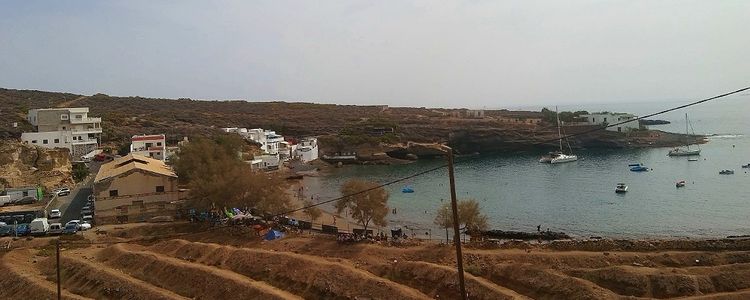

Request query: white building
[
  {"left": 293, "top": 137, "right": 319, "bottom": 163},
  {"left": 221, "top": 127, "right": 283, "bottom": 154},
  {"left": 21, "top": 107, "right": 102, "bottom": 158},
  {"left": 130, "top": 134, "right": 167, "bottom": 161},
  {"left": 582, "top": 112, "right": 642, "bottom": 132}
]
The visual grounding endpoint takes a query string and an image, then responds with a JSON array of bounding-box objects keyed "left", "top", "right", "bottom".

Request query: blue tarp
[{"left": 264, "top": 230, "right": 284, "bottom": 241}]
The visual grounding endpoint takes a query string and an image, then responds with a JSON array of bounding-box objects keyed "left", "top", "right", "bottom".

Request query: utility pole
[
  {"left": 446, "top": 146, "right": 467, "bottom": 299},
  {"left": 56, "top": 239, "right": 61, "bottom": 300}
]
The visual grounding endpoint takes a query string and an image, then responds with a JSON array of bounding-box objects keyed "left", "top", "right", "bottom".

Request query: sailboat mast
[
  {"left": 685, "top": 113, "right": 690, "bottom": 150},
  {"left": 556, "top": 106, "right": 563, "bottom": 151}
]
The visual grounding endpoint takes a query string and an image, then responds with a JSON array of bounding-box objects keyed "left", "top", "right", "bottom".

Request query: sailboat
[
  {"left": 540, "top": 107, "right": 578, "bottom": 164},
  {"left": 668, "top": 113, "right": 701, "bottom": 156}
]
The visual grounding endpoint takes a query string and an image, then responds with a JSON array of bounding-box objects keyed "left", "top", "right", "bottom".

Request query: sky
[{"left": 1, "top": 1, "right": 749, "bottom": 108}]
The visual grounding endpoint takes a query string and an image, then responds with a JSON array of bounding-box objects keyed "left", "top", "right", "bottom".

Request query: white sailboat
[
  {"left": 668, "top": 113, "right": 701, "bottom": 156},
  {"left": 540, "top": 107, "right": 578, "bottom": 164}
]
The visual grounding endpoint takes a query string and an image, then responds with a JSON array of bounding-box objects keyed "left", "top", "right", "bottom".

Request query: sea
[{"left": 303, "top": 95, "right": 750, "bottom": 239}]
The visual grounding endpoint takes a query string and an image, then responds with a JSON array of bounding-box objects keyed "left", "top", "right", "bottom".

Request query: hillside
[{"left": 0, "top": 88, "right": 702, "bottom": 158}]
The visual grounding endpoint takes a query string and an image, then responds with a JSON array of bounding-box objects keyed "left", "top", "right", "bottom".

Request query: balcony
[
  {"left": 70, "top": 127, "right": 102, "bottom": 134},
  {"left": 70, "top": 117, "right": 102, "bottom": 124}
]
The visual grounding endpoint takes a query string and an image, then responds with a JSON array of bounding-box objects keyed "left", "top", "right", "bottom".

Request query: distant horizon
[{"left": 4, "top": 85, "right": 737, "bottom": 112}]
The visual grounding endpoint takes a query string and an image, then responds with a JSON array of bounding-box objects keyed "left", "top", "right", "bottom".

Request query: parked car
[
  {"left": 14, "top": 223, "right": 31, "bottom": 236},
  {"left": 56, "top": 188, "right": 71, "bottom": 197},
  {"left": 81, "top": 215, "right": 94, "bottom": 223},
  {"left": 79, "top": 222, "right": 92, "bottom": 231},
  {"left": 0, "top": 226, "right": 12, "bottom": 237},
  {"left": 62, "top": 223, "right": 78, "bottom": 235},
  {"left": 65, "top": 220, "right": 81, "bottom": 230},
  {"left": 49, "top": 209, "right": 62, "bottom": 219},
  {"left": 30, "top": 218, "right": 50, "bottom": 236},
  {"left": 49, "top": 223, "right": 63, "bottom": 235}
]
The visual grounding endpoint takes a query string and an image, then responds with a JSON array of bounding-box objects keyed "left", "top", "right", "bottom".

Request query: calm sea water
[{"left": 304, "top": 96, "right": 750, "bottom": 238}]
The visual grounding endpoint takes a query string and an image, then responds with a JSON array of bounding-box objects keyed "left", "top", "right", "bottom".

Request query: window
[
  {"left": 62, "top": 126, "right": 66, "bottom": 130},
  {"left": 22, "top": 191, "right": 28, "bottom": 197},
  {"left": 109, "top": 190, "right": 119, "bottom": 197},
  {"left": 604, "top": 117, "right": 607, "bottom": 122},
  {"left": 54, "top": 139, "right": 59, "bottom": 143},
  {"left": 156, "top": 186, "right": 165, "bottom": 193},
  {"left": 156, "top": 142, "right": 162, "bottom": 146},
  {"left": 43, "top": 139, "right": 48, "bottom": 144},
  {"left": 32, "top": 140, "right": 37, "bottom": 144},
  {"left": 75, "top": 114, "right": 83, "bottom": 119},
  {"left": 61, "top": 114, "right": 69, "bottom": 120}
]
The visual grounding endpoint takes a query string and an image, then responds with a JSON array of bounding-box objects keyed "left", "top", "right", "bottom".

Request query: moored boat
[
  {"left": 629, "top": 164, "right": 649, "bottom": 172},
  {"left": 688, "top": 158, "right": 699, "bottom": 162},
  {"left": 719, "top": 170, "right": 735, "bottom": 175},
  {"left": 539, "top": 107, "right": 578, "bottom": 164},
  {"left": 742, "top": 163, "right": 750, "bottom": 168},
  {"left": 668, "top": 113, "right": 701, "bottom": 157},
  {"left": 402, "top": 186, "right": 415, "bottom": 193},
  {"left": 676, "top": 180, "right": 686, "bottom": 188},
  {"left": 615, "top": 183, "right": 628, "bottom": 193}
]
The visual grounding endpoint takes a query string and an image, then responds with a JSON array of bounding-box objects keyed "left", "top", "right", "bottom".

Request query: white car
[
  {"left": 79, "top": 222, "right": 92, "bottom": 231},
  {"left": 55, "top": 188, "right": 71, "bottom": 197},
  {"left": 81, "top": 215, "right": 93, "bottom": 223},
  {"left": 66, "top": 219, "right": 81, "bottom": 229},
  {"left": 49, "top": 209, "right": 62, "bottom": 218}
]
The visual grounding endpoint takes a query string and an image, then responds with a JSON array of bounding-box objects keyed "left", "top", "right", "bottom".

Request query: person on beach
[
  {"left": 333, "top": 216, "right": 336, "bottom": 225},
  {"left": 537, "top": 225, "right": 541, "bottom": 232}
]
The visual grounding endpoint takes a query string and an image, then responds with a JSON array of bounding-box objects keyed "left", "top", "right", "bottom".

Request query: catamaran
[
  {"left": 668, "top": 113, "right": 701, "bottom": 156},
  {"left": 539, "top": 107, "right": 578, "bottom": 164}
]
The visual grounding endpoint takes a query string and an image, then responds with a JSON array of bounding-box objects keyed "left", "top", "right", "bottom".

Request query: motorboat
[
  {"left": 402, "top": 186, "right": 415, "bottom": 193},
  {"left": 688, "top": 158, "right": 699, "bottom": 162},
  {"left": 742, "top": 163, "right": 750, "bottom": 168},
  {"left": 628, "top": 163, "right": 642, "bottom": 167},
  {"left": 615, "top": 183, "right": 628, "bottom": 193},
  {"left": 539, "top": 107, "right": 578, "bottom": 164},
  {"left": 668, "top": 113, "right": 701, "bottom": 157},
  {"left": 629, "top": 164, "right": 649, "bottom": 172},
  {"left": 676, "top": 180, "right": 686, "bottom": 188},
  {"left": 719, "top": 170, "right": 735, "bottom": 175}
]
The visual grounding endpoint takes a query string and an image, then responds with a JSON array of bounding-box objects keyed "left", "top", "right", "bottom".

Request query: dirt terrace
[{"left": 3, "top": 226, "right": 750, "bottom": 299}]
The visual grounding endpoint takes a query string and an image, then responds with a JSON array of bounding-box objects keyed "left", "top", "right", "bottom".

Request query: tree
[
  {"left": 335, "top": 179, "right": 389, "bottom": 232},
  {"left": 172, "top": 136, "right": 291, "bottom": 213},
  {"left": 434, "top": 199, "right": 489, "bottom": 235},
  {"left": 302, "top": 199, "right": 322, "bottom": 224},
  {"left": 72, "top": 163, "right": 89, "bottom": 182}
]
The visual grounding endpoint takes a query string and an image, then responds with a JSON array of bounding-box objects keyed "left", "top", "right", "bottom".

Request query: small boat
[
  {"left": 615, "top": 183, "right": 628, "bottom": 193},
  {"left": 628, "top": 163, "right": 642, "bottom": 167},
  {"left": 676, "top": 180, "right": 686, "bottom": 188},
  {"left": 742, "top": 163, "right": 750, "bottom": 168},
  {"left": 402, "top": 186, "right": 415, "bottom": 193},
  {"left": 688, "top": 158, "right": 699, "bottom": 162},
  {"left": 629, "top": 164, "right": 649, "bottom": 172},
  {"left": 719, "top": 170, "right": 735, "bottom": 175},
  {"left": 539, "top": 107, "right": 579, "bottom": 164}
]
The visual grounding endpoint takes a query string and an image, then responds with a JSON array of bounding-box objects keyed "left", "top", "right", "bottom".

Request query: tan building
[
  {"left": 93, "top": 154, "right": 180, "bottom": 224},
  {"left": 22, "top": 107, "right": 102, "bottom": 158}
]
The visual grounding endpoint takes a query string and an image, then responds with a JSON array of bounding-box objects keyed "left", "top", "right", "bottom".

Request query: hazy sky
[{"left": 1, "top": 1, "right": 748, "bottom": 108}]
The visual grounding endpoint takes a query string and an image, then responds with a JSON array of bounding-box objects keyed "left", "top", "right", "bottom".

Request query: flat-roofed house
[{"left": 93, "top": 154, "right": 179, "bottom": 224}]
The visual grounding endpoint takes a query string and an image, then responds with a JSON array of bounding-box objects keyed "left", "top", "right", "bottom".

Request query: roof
[
  {"left": 131, "top": 134, "right": 166, "bottom": 142},
  {"left": 31, "top": 107, "right": 89, "bottom": 113},
  {"left": 94, "top": 153, "right": 176, "bottom": 183}
]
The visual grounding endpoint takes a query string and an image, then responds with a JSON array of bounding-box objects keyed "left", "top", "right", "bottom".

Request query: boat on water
[
  {"left": 629, "top": 164, "right": 649, "bottom": 172},
  {"left": 402, "top": 186, "right": 415, "bottom": 193},
  {"left": 615, "top": 183, "right": 628, "bottom": 193},
  {"left": 676, "top": 180, "right": 686, "bottom": 188},
  {"left": 539, "top": 107, "right": 578, "bottom": 164},
  {"left": 688, "top": 158, "right": 699, "bottom": 162},
  {"left": 668, "top": 113, "right": 701, "bottom": 157},
  {"left": 742, "top": 163, "right": 750, "bottom": 168},
  {"left": 719, "top": 170, "right": 735, "bottom": 175}
]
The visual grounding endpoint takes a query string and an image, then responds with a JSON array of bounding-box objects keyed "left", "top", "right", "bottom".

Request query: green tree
[
  {"left": 335, "top": 179, "right": 389, "bottom": 232},
  {"left": 172, "top": 136, "right": 291, "bottom": 213},
  {"left": 434, "top": 199, "right": 489, "bottom": 234},
  {"left": 72, "top": 163, "right": 89, "bottom": 182}
]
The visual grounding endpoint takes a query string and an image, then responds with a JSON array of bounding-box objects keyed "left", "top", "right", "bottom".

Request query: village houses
[
  {"left": 582, "top": 112, "right": 643, "bottom": 132},
  {"left": 21, "top": 107, "right": 102, "bottom": 158},
  {"left": 93, "top": 154, "right": 182, "bottom": 224},
  {"left": 221, "top": 127, "right": 319, "bottom": 169}
]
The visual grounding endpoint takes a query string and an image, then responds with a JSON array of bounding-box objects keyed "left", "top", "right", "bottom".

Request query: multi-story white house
[
  {"left": 21, "top": 107, "right": 102, "bottom": 158},
  {"left": 130, "top": 134, "right": 167, "bottom": 161},
  {"left": 582, "top": 112, "right": 643, "bottom": 132},
  {"left": 293, "top": 137, "right": 319, "bottom": 163}
]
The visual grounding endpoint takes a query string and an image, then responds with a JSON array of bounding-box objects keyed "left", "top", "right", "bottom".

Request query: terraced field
[{"left": 4, "top": 235, "right": 750, "bottom": 299}]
